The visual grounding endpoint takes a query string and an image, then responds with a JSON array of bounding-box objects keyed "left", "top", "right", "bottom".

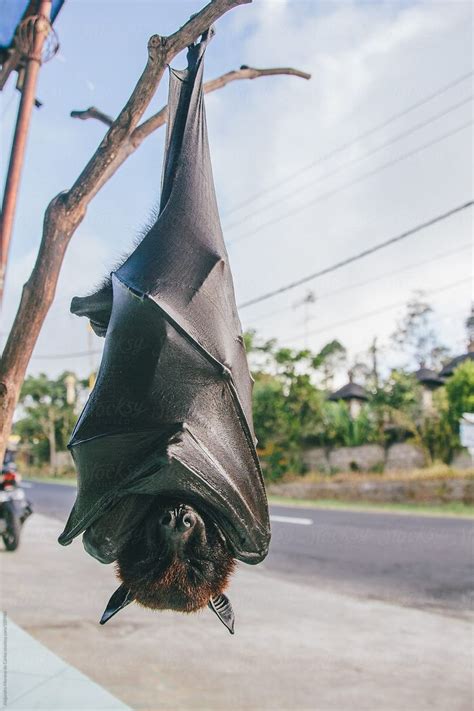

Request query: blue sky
[{"left": 1, "top": 0, "right": 472, "bottom": 383}]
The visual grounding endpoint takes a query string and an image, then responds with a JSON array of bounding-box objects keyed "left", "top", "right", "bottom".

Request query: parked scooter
[{"left": 0, "top": 463, "right": 32, "bottom": 551}]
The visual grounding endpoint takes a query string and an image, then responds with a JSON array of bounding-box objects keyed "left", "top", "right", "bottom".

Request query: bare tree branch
[
  {"left": 70, "top": 65, "right": 311, "bottom": 131},
  {"left": 68, "top": 64, "right": 311, "bottom": 196},
  {"left": 0, "top": 0, "right": 253, "bottom": 458},
  {"left": 70, "top": 107, "right": 114, "bottom": 126}
]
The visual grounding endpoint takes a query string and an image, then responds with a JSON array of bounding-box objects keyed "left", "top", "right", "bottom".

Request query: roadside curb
[
  {"left": 1, "top": 616, "right": 130, "bottom": 710},
  {"left": 268, "top": 497, "right": 474, "bottom": 519}
]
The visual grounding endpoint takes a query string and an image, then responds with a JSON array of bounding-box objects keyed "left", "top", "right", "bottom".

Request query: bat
[{"left": 58, "top": 29, "right": 271, "bottom": 634}]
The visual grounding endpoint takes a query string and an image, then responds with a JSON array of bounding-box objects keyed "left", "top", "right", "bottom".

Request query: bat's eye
[
  {"left": 160, "top": 512, "right": 173, "bottom": 526},
  {"left": 159, "top": 507, "right": 198, "bottom": 534}
]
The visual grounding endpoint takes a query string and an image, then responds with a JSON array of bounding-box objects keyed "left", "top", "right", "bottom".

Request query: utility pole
[
  {"left": 293, "top": 290, "right": 316, "bottom": 349},
  {"left": 369, "top": 337, "right": 379, "bottom": 390},
  {"left": 0, "top": 0, "right": 52, "bottom": 306}
]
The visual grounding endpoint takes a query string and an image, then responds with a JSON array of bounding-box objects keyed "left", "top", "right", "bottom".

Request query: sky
[{"left": 1, "top": 0, "right": 473, "bottom": 385}]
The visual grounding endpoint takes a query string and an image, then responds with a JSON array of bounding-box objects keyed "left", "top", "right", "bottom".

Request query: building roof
[
  {"left": 414, "top": 367, "right": 444, "bottom": 388},
  {"left": 328, "top": 381, "right": 368, "bottom": 402},
  {"left": 439, "top": 352, "right": 474, "bottom": 378}
]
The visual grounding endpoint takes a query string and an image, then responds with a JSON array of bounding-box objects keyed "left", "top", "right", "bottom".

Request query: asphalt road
[
  {"left": 5, "top": 513, "right": 471, "bottom": 710},
  {"left": 24, "top": 480, "right": 474, "bottom": 616}
]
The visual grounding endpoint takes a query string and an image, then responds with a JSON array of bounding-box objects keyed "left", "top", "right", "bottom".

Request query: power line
[
  {"left": 289, "top": 276, "right": 472, "bottom": 343},
  {"left": 316, "top": 303, "right": 469, "bottom": 359},
  {"left": 245, "top": 241, "right": 472, "bottom": 326},
  {"left": 222, "top": 70, "right": 473, "bottom": 218},
  {"left": 228, "top": 120, "right": 473, "bottom": 247},
  {"left": 238, "top": 200, "right": 474, "bottom": 309},
  {"left": 32, "top": 349, "right": 102, "bottom": 360},
  {"left": 33, "top": 243, "right": 472, "bottom": 360},
  {"left": 224, "top": 95, "right": 472, "bottom": 233}
]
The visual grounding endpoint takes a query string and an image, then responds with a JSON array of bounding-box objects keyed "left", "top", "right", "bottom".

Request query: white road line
[{"left": 270, "top": 514, "right": 313, "bottom": 525}]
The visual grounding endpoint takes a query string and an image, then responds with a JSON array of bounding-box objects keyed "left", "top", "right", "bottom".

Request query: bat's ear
[
  {"left": 208, "top": 594, "right": 235, "bottom": 635},
  {"left": 70, "top": 286, "right": 113, "bottom": 338},
  {"left": 99, "top": 584, "right": 134, "bottom": 625}
]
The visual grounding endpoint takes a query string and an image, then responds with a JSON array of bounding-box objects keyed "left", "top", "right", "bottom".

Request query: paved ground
[
  {"left": 1, "top": 485, "right": 473, "bottom": 709},
  {"left": 25, "top": 480, "right": 474, "bottom": 616},
  {"left": 2, "top": 617, "right": 130, "bottom": 709},
  {"left": 267, "top": 503, "right": 474, "bottom": 617}
]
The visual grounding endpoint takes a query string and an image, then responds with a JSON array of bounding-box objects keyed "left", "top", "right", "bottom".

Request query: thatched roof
[
  {"left": 414, "top": 367, "right": 444, "bottom": 389},
  {"left": 328, "top": 382, "right": 368, "bottom": 402},
  {"left": 439, "top": 352, "right": 474, "bottom": 378}
]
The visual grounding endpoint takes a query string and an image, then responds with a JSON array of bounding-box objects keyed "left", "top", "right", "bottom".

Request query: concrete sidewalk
[
  {"left": 1, "top": 616, "right": 130, "bottom": 710},
  {"left": 1, "top": 513, "right": 472, "bottom": 710}
]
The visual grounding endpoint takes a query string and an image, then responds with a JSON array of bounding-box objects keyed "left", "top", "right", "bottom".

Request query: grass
[
  {"left": 277, "top": 464, "right": 473, "bottom": 484},
  {"left": 24, "top": 475, "right": 77, "bottom": 486},
  {"left": 269, "top": 495, "right": 474, "bottom": 518},
  {"left": 23, "top": 473, "right": 474, "bottom": 516}
]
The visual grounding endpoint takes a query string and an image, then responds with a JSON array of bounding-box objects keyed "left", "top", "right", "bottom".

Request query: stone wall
[
  {"left": 385, "top": 443, "right": 426, "bottom": 470},
  {"left": 302, "top": 447, "right": 330, "bottom": 473},
  {"left": 268, "top": 477, "right": 474, "bottom": 505},
  {"left": 451, "top": 449, "right": 474, "bottom": 470},
  {"left": 328, "top": 445, "right": 384, "bottom": 472},
  {"left": 302, "top": 443, "right": 427, "bottom": 473},
  {"left": 53, "top": 450, "right": 74, "bottom": 470}
]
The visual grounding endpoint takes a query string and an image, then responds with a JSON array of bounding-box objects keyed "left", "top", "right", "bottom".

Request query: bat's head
[{"left": 101, "top": 499, "right": 236, "bottom": 631}]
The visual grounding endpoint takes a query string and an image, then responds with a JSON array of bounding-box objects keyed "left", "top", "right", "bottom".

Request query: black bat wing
[{"left": 59, "top": 33, "right": 270, "bottom": 564}]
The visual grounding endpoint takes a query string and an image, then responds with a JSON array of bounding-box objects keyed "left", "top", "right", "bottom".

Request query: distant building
[
  {"left": 328, "top": 376, "right": 368, "bottom": 419},
  {"left": 439, "top": 304, "right": 474, "bottom": 378},
  {"left": 414, "top": 366, "right": 444, "bottom": 413}
]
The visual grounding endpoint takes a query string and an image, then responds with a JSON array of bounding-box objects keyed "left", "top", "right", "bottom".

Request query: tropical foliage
[
  {"left": 11, "top": 297, "right": 472, "bottom": 480},
  {"left": 14, "top": 373, "right": 86, "bottom": 468}
]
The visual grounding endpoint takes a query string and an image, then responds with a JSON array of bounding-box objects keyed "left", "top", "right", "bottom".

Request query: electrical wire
[
  {"left": 238, "top": 200, "right": 474, "bottom": 309},
  {"left": 245, "top": 241, "right": 472, "bottom": 326},
  {"left": 28, "top": 81, "right": 474, "bottom": 361},
  {"left": 31, "top": 237, "right": 472, "bottom": 361},
  {"left": 224, "top": 95, "right": 472, "bottom": 233},
  {"left": 289, "top": 276, "right": 472, "bottom": 343},
  {"left": 32, "top": 349, "right": 103, "bottom": 361},
  {"left": 228, "top": 120, "right": 473, "bottom": 247},
  {"left": 222, "top": 70, "right": 473, "bottom": 218},
  {"left": 319, "top": 303, "right": 469, "bottom": 359},
  {"left": 30, "top": 246, "right": 472, "bottom": 361}
]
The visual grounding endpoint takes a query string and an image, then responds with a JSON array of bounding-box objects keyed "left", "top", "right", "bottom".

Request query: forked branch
[
  {"left": 70, "top": 65, "right": 311, "bottom": 136},
  {"left": 0, "top": 0, "right": 254, "bottom": 459}
]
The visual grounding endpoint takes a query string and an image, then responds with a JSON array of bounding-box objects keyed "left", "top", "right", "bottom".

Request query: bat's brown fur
[{"left": 116, "top": 500, "right": 235, "bottom": 612}]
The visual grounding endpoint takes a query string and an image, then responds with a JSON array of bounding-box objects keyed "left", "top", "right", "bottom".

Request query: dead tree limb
[
  {"left": 70, "top": 107, "right": 114, "bottom": 126},
  {"left": 70, "top": 65, "right": 311, "bottom": 131},
  {"left": 0, "top": 0, "right": 253, "bottom": 458},
  {"left": 67, "top": 65, "right": 310, "bottom": 190}
]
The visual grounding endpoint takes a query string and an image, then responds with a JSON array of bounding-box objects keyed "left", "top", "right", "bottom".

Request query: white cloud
[
  {"left": 2, "top": 0, "right": 472, "bottom": 383},
  {"left": 207, "top": 0, "right": 473, "bottom": 375},
  {"left": 3, "top": 229, "right": 108, "bottom": 380}
]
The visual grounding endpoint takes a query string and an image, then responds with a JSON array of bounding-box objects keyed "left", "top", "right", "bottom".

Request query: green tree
[
  {"left": 318, "top": 401, "right": 379, "bottom": 449},
  {"left": 445, "top": 360, "right": 474, "bottom": 437},
  {"left": 252, "top": 374, "right": 287, "bottom": 450},
  {"left": 419, "top": 387, "right": 455, "bottom": 463},
  {"left": 372, "top": 369, "right": 422, "bottom": 418},
  {"left": 418, "top": 363, "right": 474, "bottom": 463},
  {"left": 369, "top": 369, "right": 424, "bottom": 449},
  {"left": 14, "top": 372, "right": 82, "bottom": 470},
  {"left": 391, "top": 292, "right": 450, "bottom": 368},
  {"left": 246, "top": 336, "right": 333, "bottom": 479},
  {"left": 311, "top": 339, "right": 346, "bottom": 389}
]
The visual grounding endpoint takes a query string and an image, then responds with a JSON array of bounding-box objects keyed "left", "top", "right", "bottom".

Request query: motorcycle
[{"left": 0, "top": 463, "right": 33, "bottom": 551}]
